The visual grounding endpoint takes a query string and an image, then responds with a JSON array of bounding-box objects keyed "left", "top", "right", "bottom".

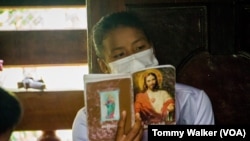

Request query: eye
[
  {"left": 135, "top": 45, "right": 146, "bottom": 52},
  {"left": 112, "top": 51, "right": 126, "bottom": 60}
]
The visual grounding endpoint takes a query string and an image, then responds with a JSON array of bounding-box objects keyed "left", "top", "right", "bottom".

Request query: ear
[
  {"left": 97, "top": 58, "right": 110, "bottom": 73},
  {"left": 149, "top": 41, "right": 156, "bottom": 54},
  {"left": 152, "top": 47, "right": 156, "bottom": 54},
  {"left": 151, "top": 46, "right": 156, "bottom": 55}
]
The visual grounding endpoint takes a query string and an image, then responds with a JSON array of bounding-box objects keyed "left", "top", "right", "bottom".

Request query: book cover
[
  {"left": 132, "top": 65, "right": 176, "bottom": 128},
  {"left": 84, "top": 65, "right": 176, "bottom": 140},
  {"left": 84, "top": 74, "right": 134, "bottom": 141}
]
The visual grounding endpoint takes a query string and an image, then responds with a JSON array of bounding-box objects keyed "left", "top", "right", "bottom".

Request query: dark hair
[
  {"left": 143, "top": 72, "right": 160, "bottom": 92},
  {"left": 0, "top": 87, "right": 22, "bottom": 134},
  {"left": 92, "top": 11, "right": 151, "bottom": 58}
]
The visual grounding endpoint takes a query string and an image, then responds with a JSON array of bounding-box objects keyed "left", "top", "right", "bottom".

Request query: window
[
  {"left": 0, "top": 6, "right": 87, "bottom": 30},
  {"left": 0, "top": 6, "right": 88, "bottom": 91},
  {"left": 0, "top": 6, "right": 88, "bottom": 141},
  {"left": 0, "top": 65, "right": 88, "bottom": 91}
]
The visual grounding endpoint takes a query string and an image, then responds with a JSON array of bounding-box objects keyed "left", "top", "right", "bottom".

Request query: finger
[
  {"left": 134, "top": 122, "right": 144, "bottom": 141},
  {"left": 120, "top": 135, "right": 127, "bottom": 141},
  {"left": 115, "top": 110, "right": 126, "bottom": 141},
  {"left": 125, "top": 113, "right": 143, "bottom": 140}
]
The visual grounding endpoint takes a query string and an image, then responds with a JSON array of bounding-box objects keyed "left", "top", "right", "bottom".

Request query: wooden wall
[
  {"left": 0, "top": 30, "right": 87, "bottom": 65},
  {"left": 0, "top": 0, "right": 249, "bottom": 132},
  {"left": 0, "top": 0, "right": 87, "bottom": 132},
  {"left": 0, "top": 0, "right": 87, "bottom": 66},
  {"left": 87, "top": 0, "right": 250, "bottom": 125},
  {"left": 15, "top": 90, "right": 84, "bottom": 130}
]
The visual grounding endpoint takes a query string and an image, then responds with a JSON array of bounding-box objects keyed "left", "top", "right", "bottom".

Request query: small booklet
[{"left": 84, "top": 65, "right": 176, "bottom": 141}]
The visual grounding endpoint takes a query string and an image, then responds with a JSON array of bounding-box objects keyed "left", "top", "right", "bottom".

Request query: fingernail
[{"left": 122, "top": 110, "right": 126, "bottom": 115}]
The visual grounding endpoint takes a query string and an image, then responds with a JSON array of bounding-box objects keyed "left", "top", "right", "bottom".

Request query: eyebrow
[
  {"left": 131, "top": 37, "right": 147, "bottom": 46},
  {"left": 110, "top": 37, "right": 148, "bottom": 52},
  {"left": 111, "top": 47, "right": 125, "bottom": 52}
]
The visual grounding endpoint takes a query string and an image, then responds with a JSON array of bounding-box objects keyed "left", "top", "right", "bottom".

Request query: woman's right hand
[{"left": 115, "top": 111, "right": 144, "bottom": 141}]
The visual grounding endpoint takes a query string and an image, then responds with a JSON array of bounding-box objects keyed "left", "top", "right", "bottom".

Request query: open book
[{"left": 84, "top": 65, "right": 176, "bottom": 141}]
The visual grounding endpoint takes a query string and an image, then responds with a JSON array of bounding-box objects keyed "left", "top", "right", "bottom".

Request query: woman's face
[
  {"left": 102, "top": 26, "right": 152, "bottom": 63},
  {"left": 98, "top": 26, "right": 158, "bottom": 73}
]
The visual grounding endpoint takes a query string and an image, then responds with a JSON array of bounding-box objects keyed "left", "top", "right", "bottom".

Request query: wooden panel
[
  {"left": 237, "top": 4, "right": 250, "bottom": 53},
  {"left": 15, "top": 90, "right": 84, "bottom": 130},
  {"left": 209, "top": 3, "right": 235, "bottom": 55},
  {"left": 86, "top": 0, "right": 125, "bottom": 73},
  {"left": 125, "top": 0, "right": 233, "bottom": 4},
  {"left": 177, "top": 51, "right": 250, "bottom": 124},
  {"left": 128, "top": 5, "right": 207, "bottom": 68},
  {"left": 0, "top": 30, "right": 87, "bottom": 65}
]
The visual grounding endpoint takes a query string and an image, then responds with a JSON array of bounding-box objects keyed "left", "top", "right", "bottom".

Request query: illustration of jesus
[{"left": 134, "top": 71, "right": 175, "bottom": 126}]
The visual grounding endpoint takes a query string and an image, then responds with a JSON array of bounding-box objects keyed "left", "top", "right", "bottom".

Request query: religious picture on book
[
  {"left": 84, "top": 74, "right": 134, "bottom": 141},
  {"left": 132, "top": 66, "right": 176, "bottom": 127},
  {"left": 100, "top": 89, "right": 120, "bottom": 122}
]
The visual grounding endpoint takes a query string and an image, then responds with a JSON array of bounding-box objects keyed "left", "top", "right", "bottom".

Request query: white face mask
[{"left": 108, "top": 48, "right": 159, "bottom": 73}]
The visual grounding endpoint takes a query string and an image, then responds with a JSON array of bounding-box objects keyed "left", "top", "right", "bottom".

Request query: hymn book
[{"left": 84, "top": 65, "right": 176, "bottom": 141}]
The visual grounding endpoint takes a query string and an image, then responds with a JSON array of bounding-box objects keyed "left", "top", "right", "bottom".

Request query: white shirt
[{"left": 72, "top": 83, "right": 215, "bottom": 141}]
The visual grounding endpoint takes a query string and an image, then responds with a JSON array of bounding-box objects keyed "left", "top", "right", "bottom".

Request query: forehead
[
  {"left": 146, "top": 74, "right": 156, "bottom": 79},
  {"left": 102, "top": 27, "right": 148, "bottom": 54}
]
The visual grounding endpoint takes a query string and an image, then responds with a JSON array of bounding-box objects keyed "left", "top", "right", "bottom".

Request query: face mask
[{"left": 108, "top": 48, "right": 159, "bottom": 73}]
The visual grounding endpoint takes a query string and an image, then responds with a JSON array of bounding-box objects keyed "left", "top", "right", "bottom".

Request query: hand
[
  {"left": 115, "top": 111, "right": 144, "bottom": 141},
  {"left": 167, "top": 103, "right": 175, "bottom": 112}
]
